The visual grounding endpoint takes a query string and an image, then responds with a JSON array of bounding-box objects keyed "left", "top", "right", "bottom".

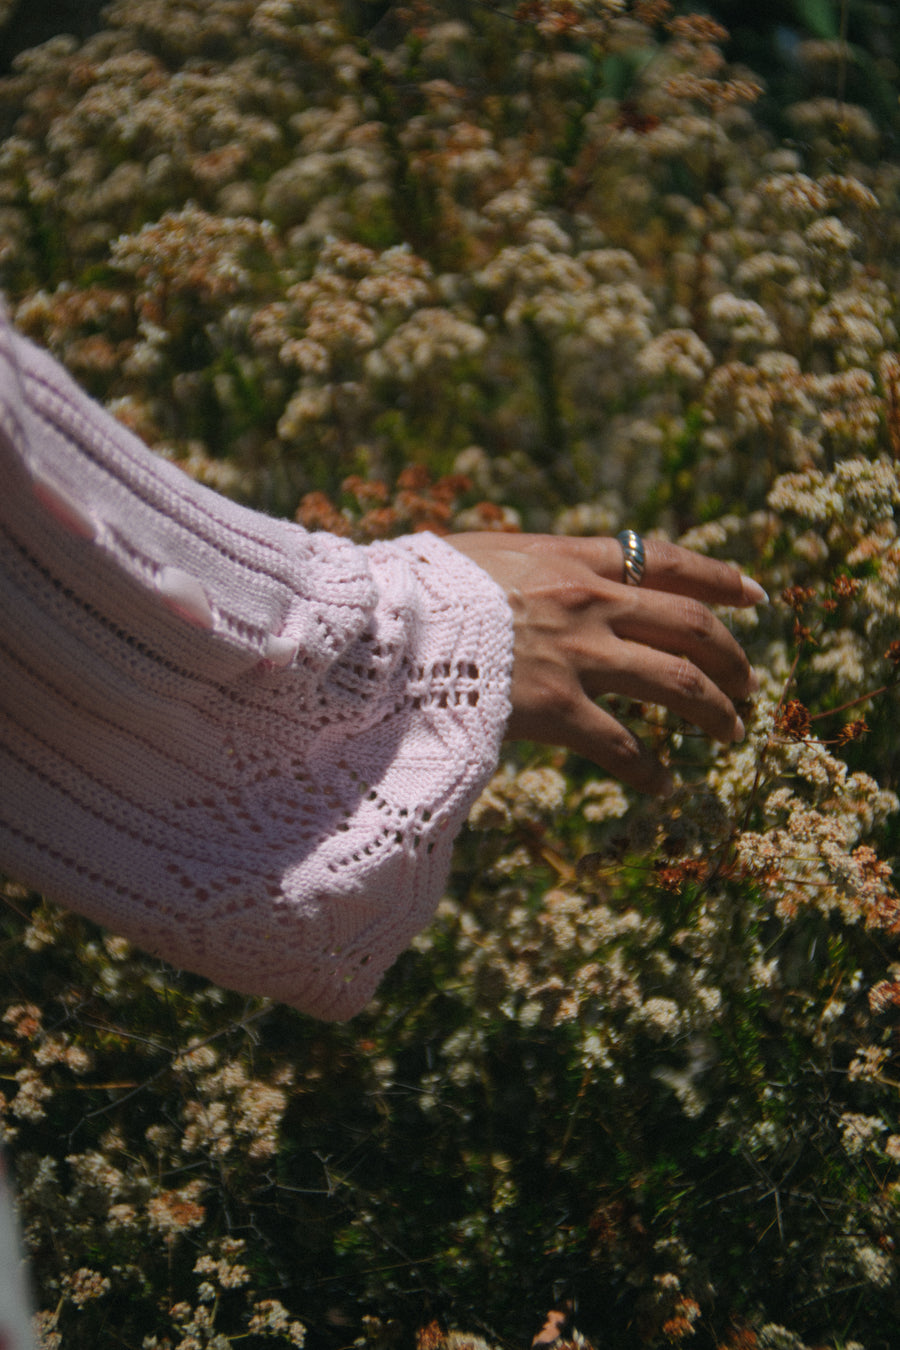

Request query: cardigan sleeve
[{"left": 0, "top": 307, "right": 514, "bottom": 1019}]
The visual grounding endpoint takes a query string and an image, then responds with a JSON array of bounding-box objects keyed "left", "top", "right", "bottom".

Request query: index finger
[
  {"left": 641, "top": 538, "right": 768, "bottom": 608},
  {"left": 536, "top": 534, "right": 768, "bottom": 608}
]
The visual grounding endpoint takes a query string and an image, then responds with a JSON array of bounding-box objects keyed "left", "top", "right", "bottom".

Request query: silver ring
[{"left": 617, "top": 529, "right": 645, "bottom": 586}]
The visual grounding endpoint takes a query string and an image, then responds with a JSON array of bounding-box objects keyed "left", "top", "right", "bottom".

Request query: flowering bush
[{"left": 1, "top": 2, "right": 900, "bottom": 1348}]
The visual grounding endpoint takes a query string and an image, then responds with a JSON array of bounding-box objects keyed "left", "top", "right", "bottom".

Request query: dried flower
[{"left": 775, "top": 700, "right": 812, "bottom": 741}]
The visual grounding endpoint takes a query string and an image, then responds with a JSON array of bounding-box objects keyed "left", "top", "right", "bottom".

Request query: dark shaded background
[
  {"left": 0, "top": 1, "right": 897, "bottom": 165},
  {"left": 1, "top": 0, "right": 897, "bottom": 84},
  {"left": 0, "top": 0, "right": 106, "bottom": 69}
]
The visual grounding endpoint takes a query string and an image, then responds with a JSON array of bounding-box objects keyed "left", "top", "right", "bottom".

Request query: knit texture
[{"left": 0, "top": 310, "right": 514, "bottom": 1019}]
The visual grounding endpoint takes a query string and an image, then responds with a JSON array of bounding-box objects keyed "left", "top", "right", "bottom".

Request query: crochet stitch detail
[{"left": 0, "top": 310, "right": 514, "bottom": 1019}]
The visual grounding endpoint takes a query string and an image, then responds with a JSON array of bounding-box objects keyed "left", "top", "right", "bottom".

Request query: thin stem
[{"left": 809, "top": 685, "right": 889, "bottom": 722}]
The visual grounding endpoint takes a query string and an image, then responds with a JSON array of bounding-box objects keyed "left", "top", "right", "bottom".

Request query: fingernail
[
  {"left": 749, "top": 668, "right": 761, "bottom": 693},
  {"left": 741, "top": 576, "right": 769, "bottom": 605},
  {"left": 734, "top": 716, "right": 746, "bottom": 741}
]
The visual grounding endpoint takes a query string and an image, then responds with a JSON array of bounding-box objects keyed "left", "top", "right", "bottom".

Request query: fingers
[
  {"left": 448, "top": 530, "right": 768, "bottom": 611},
  {"left": 609, "top": 586, "right": 758, "bottom": 703},
  {"left": 584, "top": 637, "right": 744, "bottom": 745},
  {"left": 640, "top": 537, "right": 768, "bottom": 608},
  {"left": 562, "top": 698, "right": 675, "bottom": 796},
  {"left": 447, "top": 528, "right": 765, "bottom": 795},
  {"left": 511, "top": 692, "right": 675, "bottom": 797},
  {"left": 548, "top": 534, "right": 766, "bottom": 608}
]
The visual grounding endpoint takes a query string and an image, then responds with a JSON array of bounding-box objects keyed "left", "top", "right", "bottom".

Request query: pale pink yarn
[{"left": 0, "top": 310, "right": 513, "bottom": 1019}]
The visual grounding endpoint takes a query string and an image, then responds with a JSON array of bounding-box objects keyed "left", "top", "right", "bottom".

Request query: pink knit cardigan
[{"left": 0, "top": 309, "right": 513, "bottom": 1019}]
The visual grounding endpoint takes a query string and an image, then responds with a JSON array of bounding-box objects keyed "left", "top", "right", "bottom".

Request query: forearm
[{"left": 0, "top": 310, "right": 513, "bottom": 1018}]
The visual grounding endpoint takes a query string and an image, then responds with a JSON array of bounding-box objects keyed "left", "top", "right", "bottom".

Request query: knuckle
[
  {"left": 649, "top": 538, "right": 744, "bottom": 601},
  {"left": 529, "top": 574, "right": 602, "bottom": 617},
  {"left": 538, "top": 671, "right": 581, "bottom": 720},
  {"left": 646, "top": 538, "right": 679, "bottom": 575},
  {"left": 676, "top": 595, "right": 715, "bottom": 641},
  {"left": 555, "top": 686, "right": 583, "bottom": 723},
  {"left": 565, "top": 577, "right": 613, "bottom": 611},
  {"left": 564, "top": 583, "right": 600, "bottom": 612},
  {"left": 708, "top": 557, "right": 740, "bottom": 591},
  {"left": 671, "top": 656, "right": 706, "bottom": 702}
]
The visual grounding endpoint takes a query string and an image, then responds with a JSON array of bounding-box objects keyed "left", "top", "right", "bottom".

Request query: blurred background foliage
[{"left": 1, "top": 3, "right": 900, "bottom": 1350}]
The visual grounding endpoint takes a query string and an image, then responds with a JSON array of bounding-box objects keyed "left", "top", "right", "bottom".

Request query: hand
[{"left": 446, "top": 532, "right": 765, "bottom": 795}]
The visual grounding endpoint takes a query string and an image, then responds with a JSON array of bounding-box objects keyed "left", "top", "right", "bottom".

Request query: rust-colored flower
[
  {"left": 781, "top": 585, "right": 817, "bottom": 612},
  {"left": 397, "top": 463, "right": 431, "bottom": 491},
  {"left": 836, "top": 718, "right": 868, "bottom": 745},
  {"left": 655, "top": 858, "right": 708, "bottom": 893},
  {"left": 775, "top": 699, "right": 812, "bottom": 740},
  {"left": 864, "top": 891, "right": 900, "bottom": 935},
  {"left": 717, "top": 1327, "right": 758, "bottom": 1350},
  {"left": 431, "top": 473, "right": 472, "bottom": 503},
  {"left": 831, "top": 573, "right": 861, "bottom": 599},
  {"left": 515, "top": 0, "right": 581, "bottom": 36},
  {"left": 869, "top": 979, "right": 900, "bottom": 1013},
  {"left": 416, "top": 1321, "right": 445, "bottom": 1350},
  {"left": 295, "top": 491, "right": 351, "bottom": 536},
  {"left": 342, "top": 475, "right": 389, "bottom": 506},
  {"left": 147, "top": 1182, "right": 206, "bottom": 1237},
  {"left": 615, "top": 101, "right": 661, "bottom": 135},
  {"left": 358, "top": 506, "right": 401, "bottom": 540},
  {"left": 666, "top": 14, "right": 729, "bottom": 44},
  {"left": 880, "top": 351, "right": 900, "bottom": 459},
  {"left": 634, "top": 0, "right": 673, "bottom": 27},
  {"left": 2, "top": 1003, "right": 42, "bottom": 1039}
]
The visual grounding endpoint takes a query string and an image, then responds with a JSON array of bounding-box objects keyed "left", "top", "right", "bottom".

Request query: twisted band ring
[{"left": 617, "top": 529, "right": 646, "bottom": 586}]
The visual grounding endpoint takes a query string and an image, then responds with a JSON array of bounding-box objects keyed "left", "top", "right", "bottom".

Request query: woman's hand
[{"left": 446, "top": 532, "right": 765, "bottom": 796}]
